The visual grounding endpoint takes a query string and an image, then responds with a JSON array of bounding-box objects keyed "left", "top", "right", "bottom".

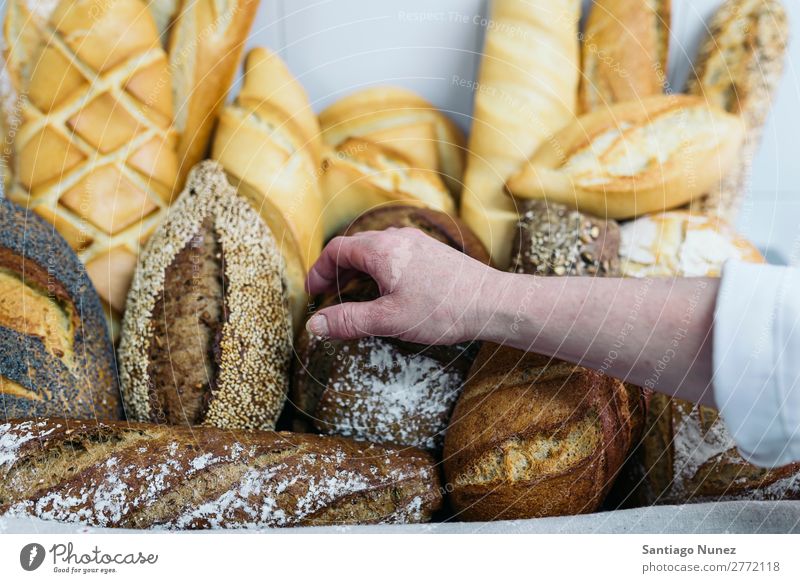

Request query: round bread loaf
[
  {"left": 0, "top": 196, "right": 121, "bottom": 420},
  {"left": 443, "top": 347, "right": 646, "bottom": 521},
  {"left": 290, "top": 205, "right": 488, "bottom": 451},
  {"left": 118, "top": 161, "right": 292, "bottom": 430}
]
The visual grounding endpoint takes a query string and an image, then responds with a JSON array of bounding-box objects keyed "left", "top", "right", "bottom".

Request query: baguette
[
  {"left": 507, "top": 95, "right": 745, "bottom": 219},
  {"left": 0, "top": 418, "right": 443, "bottom": 529},
  {"left": 579, "top": 0, "right": 671, "bottom": 113},
  {"left": 461, "top": 0, "right": 581, "bottom": 267},
  {"left": 687, "top": 0, "right": 789, "bottom": 222}
]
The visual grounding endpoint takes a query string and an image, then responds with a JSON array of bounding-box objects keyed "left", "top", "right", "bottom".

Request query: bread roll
[
  {"left": 147, "top": 0, "right": 182, "bottom": 45},
  {"left": 0, "top": 418, "right": 443, "bottom": 529},
  {"left": 507, "top": 95, "right": 745, "bottom": 219},
  {"left": 0, "top": 197, "right": 121, "bottom": 420},
  {"left": 291, "top": 205, "right": 488, "bottom": 451},
  {"left": 512, "top": 200, "right": 621, "bottom": 276},
  {"left": 460, "top": 0, "right": 581, "bottom": 268},
  {"left": 118, "top": 161, "right": 292, "bottom": 431},
  {"left": 212, "top": 48, "right": 324, "bottom": 329},
  {"left": 444, "top": 347, "right": 646, "bottom": 520},
  {"left": 4, "top": 0, "right": 178, "bottom": 335},
  {"left": 579, "top": 0, "right": 671, "bottom": 113},
  {"left": 687, "top": 0, "right": 790, "bottom": 222},
  {"left": 319, "top": 86, "right": 465, "bottom": 195},
  {"left": 168, "top": 0, "right": 260, "bottom": 185},
  {"left": 619, "top": 211, "right": 764, "bottom": 278},
  {"left": 320, "top": 138, "right": 455, "bottom": 238}
]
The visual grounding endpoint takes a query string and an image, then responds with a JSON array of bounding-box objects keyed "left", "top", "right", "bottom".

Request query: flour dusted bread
[
  {"left": 291, "top": 205, "right": 487, "bottom": 451},
  {"left": 0, "top": 418, "right": 443, "bottom": 529},
  {"left": 579, "top": 0, "right": 671, "bottom": 113},
  {"left": 461, "top": 0, "right": 581, "bottom": 267},
  {"left": 687, "top": 0, "right": 789, "bottom": 222},
  {"left": 0, "top": 197, "right": 121, "bottom": 420},
  {"left": 118, "top": 162, "right": 292, "bottom": 431},
  {"left": 4, "top": 0, "right": 178, "bottom": 334},
  {"left": 507, "top": 95, "right": 745, "bottom": 219}
]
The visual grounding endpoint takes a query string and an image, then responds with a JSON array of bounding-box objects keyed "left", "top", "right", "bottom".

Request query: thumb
[{"left": 306, "top": 301, "right": 386, "bottom": 340}]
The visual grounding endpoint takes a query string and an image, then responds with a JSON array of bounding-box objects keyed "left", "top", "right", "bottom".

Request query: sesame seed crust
[{"left": 118, "top": 161, "right": 292, "bottom": 430}]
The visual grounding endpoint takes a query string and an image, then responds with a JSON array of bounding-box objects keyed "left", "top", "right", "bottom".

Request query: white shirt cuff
[{"left": 713, "top": 260, "right": 800, "bottom": 468}]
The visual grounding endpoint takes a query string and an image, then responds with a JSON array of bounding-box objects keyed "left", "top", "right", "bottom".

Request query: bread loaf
[
  {"left": 579, "top": 0, "right": 671, "bottom": 113},
  {"left": 147, "top": 0, "right": 182, "bottom": 44},
  {"left": 320, "top": 138, "right": 455, "bottom": 238},
  {"left": 687, "top": 0, "right": 789, "bottom": 222},
  {"left": 168, "top": 0, "right": 259, "bottom": 185},
  {"left": 4, "top": 0, "right": 178, "bottom": 335},
  {"left": 460, "top": 0, "right": 581, "bottom": 267},
  {"left": 0, "top": 418, "right": 443, "bottom": 529},
  {"left": 512, "top": 200, "right": 621, "bottom": 276},
  {"left": 291, "top": 205, "right": 487, "bottom": 451},
  {"left": 444, "top": 347, "right": 646, "bottom": 520},
  {"left": 619, "top": 211, "right": 764, "bottom": 278},
  {"left": 0, "top": 197, "right": 121, "bottom": 420},
  {"left": 319, "top": 86, "right": 465, "bottom": 196},
  {"left": 507, "top": 95, "right": 745, "bottom": 219},
  {"left": 118, "top": 161, "right": 292, "bottom": 431}
]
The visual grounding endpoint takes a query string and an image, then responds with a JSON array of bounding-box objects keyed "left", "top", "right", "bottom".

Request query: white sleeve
[{"left": 713, "top": 260, "right": 800, "bottom": 468}]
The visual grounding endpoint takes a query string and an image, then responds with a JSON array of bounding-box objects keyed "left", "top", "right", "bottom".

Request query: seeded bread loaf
[
  {"left": 0, "top": 418, "right": 443, "bottom": 529},
  {"left": 687, "top": 0, "right": 789, "bottom": 222},
  {"left": 291, "top": 205, "right": 488, "bottom": 451},
  {"left": 507, "top": 95, "right": 745, "bottom": 219},
  {"left": 118, "top": 161, "right": 292, "bottom": 431},
  {"left": 0, "top": 197, "right": 121, "bottom": 420}
]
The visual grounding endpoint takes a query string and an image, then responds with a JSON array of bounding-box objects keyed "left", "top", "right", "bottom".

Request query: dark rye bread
[
  {"left": 0, "top": 196, "right": 120, "bottom": 420},
  {"left": 290, "top": 205, "right": 487, "bottom": 451},
  {"left": 0, "top": 418, "right": 443, "bottom": 529},
  {"left": 118, "top": 161, "right": 292, "bottom": 430}
]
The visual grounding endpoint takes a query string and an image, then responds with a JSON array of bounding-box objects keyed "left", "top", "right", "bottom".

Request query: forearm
[{"left": 479, "top": 273, "right": 720, "bottom": 406}]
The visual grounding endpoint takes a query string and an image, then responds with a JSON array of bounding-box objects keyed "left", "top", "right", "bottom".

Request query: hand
[{"left": 305, "top": 227, "right": 500, "bottom": 345}]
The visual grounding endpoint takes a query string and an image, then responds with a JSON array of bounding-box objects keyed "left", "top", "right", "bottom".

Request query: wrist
[{"left": 475, "top": 270, "right": 539, "bottom": 346}]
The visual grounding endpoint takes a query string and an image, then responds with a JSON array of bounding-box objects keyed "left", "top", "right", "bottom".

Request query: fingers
[
  {"left": 306, "top": 235, "right": 372, "bottom": 295},
  {"left": 306, "top": 299, "right": 393, "bottom": 340}
]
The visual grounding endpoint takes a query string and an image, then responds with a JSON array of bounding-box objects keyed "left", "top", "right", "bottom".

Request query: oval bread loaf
[
  {"left": 507, "top": 95, "right": 745, "bottom": 219},
  {"left": 0, "top": 418, "right": 443, "bottom": 529},
  {"left": 118, "top": 161, "right": 292, "bottom": 431},
  {"left": 0, "top": 197, "right": 121, "bottom": 420}
]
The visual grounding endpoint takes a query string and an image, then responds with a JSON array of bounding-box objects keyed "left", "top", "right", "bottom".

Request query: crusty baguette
[
  {"left": 507, "top": 95, "right": 745, "bottom": 219},
  {"left": 119, "top": 161, "right": 292, "bottom": 431},
  {"left": 687, "top": 0, "right": 789, "bottom": 222},
  {"left": 461, "top": 0, "right": 581, "bottom": 267},
  {"left": 579, "top": 0, "right": 671, "bottom": 112},
  {"left": 168, "top": 0, "right": 259, "bottom": 186},
  {"left": 0, "top": 418, "right": 443, "bottom": 529},
  {"left": 148, "top": 0, "right": 183, "bottom": 45}
]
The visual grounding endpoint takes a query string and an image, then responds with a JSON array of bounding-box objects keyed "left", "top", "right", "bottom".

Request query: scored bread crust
[
  {"left": 507, "top": 95, "right": 745, "bottom": 219},
  {"left": 0, "top": 197, "right": 121, "bottom": 420},
  {"left": 0, "top": 418, "right": 443, "bottom": 529},
  {"left": 579, "top": 0, "right": 671, "bottom": 113},
  {"left": 118, "top": 161, "right": 292, "bottom": 431},
  {"left": 687, "top": 0, "right": 790, "bottom": 222}
]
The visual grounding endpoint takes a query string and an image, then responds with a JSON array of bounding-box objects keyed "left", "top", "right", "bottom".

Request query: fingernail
[{"left": 306, "top": 314, "right": 329, "bottom": 338}]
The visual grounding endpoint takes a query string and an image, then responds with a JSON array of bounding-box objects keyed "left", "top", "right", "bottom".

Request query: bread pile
[{"left": 0, "top": 0, "right": 796, "bottom": 530}]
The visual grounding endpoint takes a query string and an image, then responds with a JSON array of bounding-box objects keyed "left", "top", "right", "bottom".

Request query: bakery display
[
  {"left": 3, "top": 0, "right": 179, "bottom": 335},
  {"left": 460, "top": 0, "right": 581, "bottom": 268},
  {"left": 579, "top": 0, "right": 671, "bottom": 113},
  {"left": 619, "top": 211, "right": 765, "bottom": 278},
  {"left": 0, "top": 197, "right": 121, "bottom": 420},
  {"left": 0, "top": 418, "right": 443, "bottom": 529},
  {"left": 291, "top": 205, "right": 488, "bottom": 451},
  {"left": 444, "top": 347, "right": 646, "bottom": 521},
  {"left": 507, "top": 95, "right": 745, "bottom": 219},
  {"left": 319, "top": 86, "right": 466, "bottom": 196},
  {"left": 118, "top": 161, "right": 292, "bottom": 431},
  {"left": 688, "top": 0, "right": 790, "bottom": 222},
  {"left": 167, "top": 0, "right": 260, "bottom": 185},
  {"left": 512, "top": 200, "right": 621, "bottom": 276}
]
